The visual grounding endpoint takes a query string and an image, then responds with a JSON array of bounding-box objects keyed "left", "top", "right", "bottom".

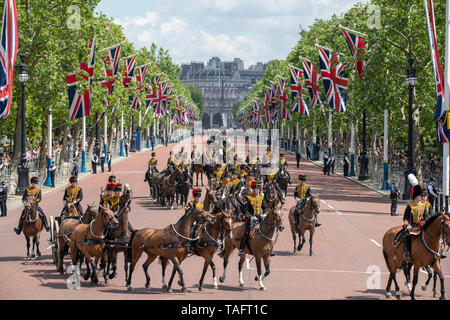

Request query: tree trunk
[
  {"left": 412, "top": 89, "right": 423, "bottom": 184},
  {"left": 72, "top": 120, "right": 81, "bottom": 156},
  {"left": 59, "top": 122, "right": 70, "bottom": 168},
  {"left": 107, "top": 114, "right": 115, "bottom": 152},
  {"left": 38, "top": 118, "right": 48, "bottom": 172}
]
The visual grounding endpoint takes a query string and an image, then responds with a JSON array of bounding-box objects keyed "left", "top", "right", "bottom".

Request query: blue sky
[{"left": 96, "top": 0, "right": 368, "bottom": 67}]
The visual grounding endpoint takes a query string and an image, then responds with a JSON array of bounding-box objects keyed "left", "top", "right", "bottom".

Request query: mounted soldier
[
  {"left": 235, "top": 181, "right": 268, "bottom": 256},
  {"left": 294, "top": 174, "right": 320, "bottom": 227},
  {"left": 148, "top": 152, "right": 158, "bottom": 173},
  {"left": 166, "top": 151, "right": 176, "bottom": 172},
  {"left": 14, "top": 176, "right": 50, "bottom": 234},
  {"left": 186, "top": 188, "right": 204, "bottom": 254},
  {"left": 274, "top": 153, "right": 292, "bottom": 184},
  {"left": 100, "top": 183, "right": 114, "bottom": 208},
  {"left": 403, "top": 184, "right": 430, "bottom": 259},
  {"left": 61, "top": 176, "right": 83, "bottom": 216}
]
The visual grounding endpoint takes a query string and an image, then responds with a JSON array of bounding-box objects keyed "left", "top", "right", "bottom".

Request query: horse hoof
[
  {"left": 260, "top": 286, "right": 266, "bottom": 291},
  {"left": 84, "top": 274, "right": 90, "bottom": 281},
  {"left": 162, "top": 284, "right": 168, "bottom": 290},
  {"left": 31, "top": 254, "right": 36, "bottom": 259},
  {"left": 422, "top": 285, "right": 427, "bottom": 292},
  {"left": 239, "top": 283, "right": 245, "bottom": 288},
  {"left": 108, "top": 274, "right": 115, "bottom": 280},
  {"left": 37, "top": 252, "right": 41, "bottom": 257},
  {"left": 433, "top": 293, "right": 438, "bottom": 298},
  {"left": 310, "top": 252, "right": 314, "bottom": 257},
  {"left": 167, "top": 288, "right": 173, "bottom": 293},
  {"left": 219, "top": 277, "right": 225, "bottom": 283},
  {"left": 127, "top": 286, "right": 133, "bottom": 292},
  {"left": 440, "top": 296, "right": 446, "bottom": 300},
  {"left": 213, "top": 284, "right": 219, "bottom": 289},
  {"left": 396, "top": 294, "right": 402, "bottom": 300},
  {"left": 254, "top": 276, "right": 258, "bottom": 281},
  {"left": 181, "top": 288, "right": 189, "bottom": 293},
  {"left": 386, "top": 293, "right": 392, "bottom": 299},
  {"left": 199, "top": 286, "right": 204, "bottom": 292}
]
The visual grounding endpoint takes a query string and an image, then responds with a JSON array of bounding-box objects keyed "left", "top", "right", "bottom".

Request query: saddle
[{"left": 393, "top": 226, "right": 422, "bottom": 248}]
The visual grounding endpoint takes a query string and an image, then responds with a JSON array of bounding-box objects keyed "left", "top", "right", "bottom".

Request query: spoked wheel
[{"left": 50, "top": 216, "right": 61, "bottom": 270}]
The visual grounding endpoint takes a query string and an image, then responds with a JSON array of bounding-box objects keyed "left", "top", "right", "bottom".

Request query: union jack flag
[
  {"left": 122, "top": 55, "right": 136, "bottom": 88},
  {"left": 145, "top": 85, "right": 155, "bottom": 115},
  {"left": 341, "top": 27, "right": 367, "bottom": 80},
  {"left": 136, "top": 63, "right": 150, "bottom": 91},
  {"left": 129, "top": 94, "right": 139, "bottom": 110},
  {"left": 152, "top": 80, "right": 168, "bottom": 118},
  {"left": 263, "top": 94, "right": 270, "bottom": 125},
  {"left": 289, "top": 66, "right": 309, "bottom": 116},
  {"left": 301, "top": 58, "right": 322, "bottom": 108},
  {"left": 271, "top": 82, "right": 278, "bottom": 111},
  {"left": 66, "top": 37, "right": 96, "bottom": 120},
  {"left": 0, "top": 0, "right": 17, "bottom": 119},
  {"left": 162, "top": 84, "right": 173, "bottom": 116},
  {"left": 277, "top": 76, "right": 289, "bottom": 109},
  {"left": 424, "top": 0, "right": 449, "bottom": 143},
  {"left": 317, "top": 46, "right": 348, "bottom": 112},
  {"left": 101, "top": 44, "right": 121, "bottom": 97},
  {"left": 281, "top": 105, "right": 292, "bottom": 121},
  {"left": 154, "top": 73, "right": 162, "bottom": 84}
]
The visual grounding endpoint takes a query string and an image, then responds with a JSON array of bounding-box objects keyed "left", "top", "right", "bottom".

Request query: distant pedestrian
[
  {"left": 50, "top": 158, "right": 57, "bottom": 188},
  {"left": 71, "top": 162, "right": 79, "bottom": 178},
  {"left": 124, "top": 137, "right": 129, "bottom": 157},
  {"left": 330, "top": 155, "right": 335, "bottom": 174},
  {"left": 91, "top": 153, "right": 98, "bottom": 174},
  {"left": 0, "top": 181, "right": 7, "bottom": 217},
  {"left": 295, "top": 150, "right": 301, "bottom": 168},
  {"left": 100, "top": 151, "right": 105, "bottom": 173},
  {"left": 427, "top": 178, "right": 438, "bottom": 214},
  {"left": 323, "top": 152, "right": 329, "bottom": 175},
  {"left": 343, "top": 153, "right": 350, "bottom": 177},
  {"left": 390, "top": 178, "right": 400, "bottom": 216},
  {"left": 306, "top": 144, "right": 311, "bottom": 160},
  {"left": 107, "top": 152, "right": 112, "bottom": 172}
]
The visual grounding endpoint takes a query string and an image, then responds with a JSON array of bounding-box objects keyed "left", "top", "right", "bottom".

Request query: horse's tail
[{"left": 382, "top": 248, "right": 392, "bottom": 273}]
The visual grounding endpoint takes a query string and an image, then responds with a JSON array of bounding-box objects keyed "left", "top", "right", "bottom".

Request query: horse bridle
[
  {"left": 25, "top": 201, "right": 39, "bottom": 223},
  {"left": 258, "top": 210, "right": 283, "bottom": 241}
]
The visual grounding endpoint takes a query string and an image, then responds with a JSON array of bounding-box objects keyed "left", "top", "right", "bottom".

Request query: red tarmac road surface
[{"left": 0, "top": 138, "right": 448, "bottom": 300}]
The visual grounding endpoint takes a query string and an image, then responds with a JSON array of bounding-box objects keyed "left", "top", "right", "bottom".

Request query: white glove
[
  {"left": 406, "top": 225, "right": 412, "bottom": 231},
  {"left": 73, "top": 200, "right": 77, "bottom": 204},
  {"left": 295, "top": 197, "right": 301, "bottom": 202}
]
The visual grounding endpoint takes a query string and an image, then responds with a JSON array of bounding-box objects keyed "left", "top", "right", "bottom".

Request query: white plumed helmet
[{"left": 407, "top": 174, "right": 418, "bottom": 187}]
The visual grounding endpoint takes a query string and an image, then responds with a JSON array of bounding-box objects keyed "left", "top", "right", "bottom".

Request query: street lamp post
[
  {"left": 358, "top": 110, "right": 370, "bottom": 181},
  {"left": 94, "top": 112, "right": 101, "bottom": 160},
  {"left": 16, "top": 54, "right": 30, "bottom": 195},
  {"left": 130, "top": 112, "right": 136, "bottom": 152},
  {"left": 402, "top": 57, "right": 418, "bottom": 200}
]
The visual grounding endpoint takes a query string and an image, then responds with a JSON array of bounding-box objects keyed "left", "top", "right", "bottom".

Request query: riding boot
[
  {"left": 14, "top": 213, "right": 25, "bottom": 234},
  {"left": 128, "top": 222, "right": 135, "bottom": 233},
  {"left": 40, "top": 214, "right": 50, "bottom": 232},
  {"left": 315, "top": 216, "right": 321, "bottom": 227},
  {"left": 274, "top": 184, "right": 285, "bottom": 204},
  {"left": 238, "top": 235, "right": 247, "bottom": 257},
  {"left": 404, "top": 235, "right": 411, "bottom": 259}
]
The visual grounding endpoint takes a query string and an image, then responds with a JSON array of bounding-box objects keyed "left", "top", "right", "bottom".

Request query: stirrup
[{"left": 238, "top": 249, "right": 245, "bottom": 257}]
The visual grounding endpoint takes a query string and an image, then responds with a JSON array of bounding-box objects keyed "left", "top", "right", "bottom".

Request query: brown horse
[
  {"left": 382, "top": 213, "right": 450, "bottom": 300},
  {"left": 160, "top": 211, "right": 233, "bottom": 291},
  {"left": 288, "top": 194, "right": 320, "bottom": 256},
  {"left": 105, "top": 187, "right": 133, "bottom": 283},
  {"left": 191, "top": 154, "right": 205, "bottom": 186},
  {"left": 275, "top": 166, "right": 289, "bottom": 198},
  {"left": 264, "top": 181, "right": 280, "bottom": 210},
  {"left": 22, "top": 199, "right": 43, "bottom": 261},
  {"left": 144, "top": 163, "right": 157, "bottom": 197},
  {"left": 57, "top": 204, "right": 98, "bottom": 275},
  {"left": 68, "top": 206, "right": 118, "bottom": 285},
  {"left": 203, "top": 188, "right": 218, "bottom": 212},
  {"left": 219, "top": 208, "right": 284, "bottom": 290},
  {"left": 126, "top": 208, "right": 214, "bottom": 292},
  {"left": 161, "top": 167, "right": 182, "bottom": 209}
]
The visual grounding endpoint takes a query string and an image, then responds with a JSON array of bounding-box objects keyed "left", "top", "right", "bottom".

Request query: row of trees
[
  {"left": 0, "top": 0, "right": 200, "bottom": 186},
  {"left": 236, "top": 0, "right": 446, "bottom": 179}
]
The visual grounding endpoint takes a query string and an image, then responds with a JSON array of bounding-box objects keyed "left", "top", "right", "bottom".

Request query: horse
[
  {"left": 382, "top": 213, "right": 450, "bottom": 300},
  {"left": 61, "top": 196, "right": 79, "bottom": 217},
  {"left": 219, "top": 208, "right": 284, "bottom": 291},
  {"left": 68, "top": 206, "right": 119, "bottom": 285},
  {"left": 144, "top": 163, "right": 156, "bottom": 197},
  {"left": 126, "top": 208, "right": 214, "bottom": 292},
  {"left": 161, "top": 167, "right": 182, "bottom": 209},
  {"left": 160, "top": 211, "right": 233, "bottom": 291},
  {"left": 288, "top": 194, "right": 320, "bottom": 256},
  {"left": 176, "top": 169, "right": 190, "bottom": 208},
  {"left": 203, "top": 188, "right": 218, "bottom": 213},
  {"left": 275, "top": 165, "right": 289, "bottom": 198},
  {"left": 57, "top": 204, "right": 98, "bottom": 275},
  {"left": 22, "top": 198, "right": 43, "bottom": 261},
  {"left": 105, "top": 186, "right": 134, "bottom": 283},
  {"left": 264, "top": 181, "right": 280, "bottom": 210},
  {"left": 191, "top": 154, "right": 205, "bottom": 187},
  {"left": 150, "top": 169, "right": 167, "bottom": 204}
]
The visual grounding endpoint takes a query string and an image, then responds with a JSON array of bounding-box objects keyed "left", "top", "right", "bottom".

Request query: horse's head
[
  {"left": 99, "top": 205, "right": 119, "bottom": 229},
  {"left": 309, "top": 194, "right": 321, "bottom": 215},
  {"left": 192, "top": 208, "right": 215, "bottom": 225},
  {"left": 206, "top": 188, "right": 218, "bottom": 204},
  {"left": 442, "top": 213, "right": 450, "bottom": 247},
  {"left": 217, "top": 211, "right": 233, "bottom": 239},
  {"left": 267, "top": 208, "right": 284, "bottom": 232},
  {"left": 121, "top": 185, "right": 133, "bottom": 203},
  {"left": 82, "top": 203, "right": 98, "bottom": 224}
]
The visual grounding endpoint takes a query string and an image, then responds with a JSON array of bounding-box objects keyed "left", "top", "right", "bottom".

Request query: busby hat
[
  {"left": 151, "top": 152, "right": 156, "bottom": 156},
  {"left": 412, "top": 185, "right": 423, "bottom": 200},
  {"left": 69, "top": 176, "right": 77, "bottom": 183},
  {"left": 192, "top": 188, "right": 202, "bottom": 197},
  {"left": 30, "top": 176, "right": 39, "bottom": 184},
  {"left": 108, "top": 175, "right": 116, "bottom": 183},
  {"left": 299, "top": 174, "right": 306, "bottom": 181}
]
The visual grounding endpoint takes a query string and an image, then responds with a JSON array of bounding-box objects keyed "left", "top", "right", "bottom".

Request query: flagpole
[
  {"left": 338, "top": 24, "right": 368, "bottom": 37},
  {"left": 443, "top": 0, "right": 450, "bottom": 213},
  {"left": 315, "top": 43, "right": 345, "bottom": 57},
  {"left": 98, "top": 41, "right": 124, "bottom": 53},
  {"left": 328, "top": 108, "right": 332, "bottom": 155},
  {"left": 349, "top": 122, "right": 356, "bottom": 176},
  {"left": 81, "top": 117, "right": 87, "bottom": 172},
  {"left": 104, "top": 115, "right": 108, "bottom": 164},
  {"left": 381, "top": 109, "right": 389, "bottom": 190},
  {"left": 120, "top": 112, "right": 125, "bottom": 157},
  {"left": 44, "top": 112, "right": 53, "bottom": 186}
]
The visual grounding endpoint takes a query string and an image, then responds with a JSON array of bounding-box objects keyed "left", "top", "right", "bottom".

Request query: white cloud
[{"left": 161, "top": 18, "right": 189, "bottom": 36}]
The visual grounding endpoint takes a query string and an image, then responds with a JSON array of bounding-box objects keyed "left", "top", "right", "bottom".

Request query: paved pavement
[{"left": 0, "top": 138, "right": 448, "bottom": 300}]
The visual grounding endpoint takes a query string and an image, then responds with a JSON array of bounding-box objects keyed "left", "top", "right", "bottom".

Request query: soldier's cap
[
  {"left": 30, "top": 176, "right": 39, "bottom": 184},
  {"left": 412, "top": 185, "right": 423, "bottom": 200},
  {"left": 69, "top": 176, "right": 77, "bottom": 183},
  {"left": 192, "top": 188, "right": 202, "bottom": 197},
  {"left": 299, "top": 174, "right": 306, "bottom": 181},
  {"left": 430, "top": 177, "right": 435, "bottom": 182},
  {"left": 108, "top": 175, "right": 116, "bottom": 183},
  {"left": 151, "top": 152, "right": 156, "bottom": 156},
  {"left": 114, "top": 183, "right": 123, "bottom": 192}
]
